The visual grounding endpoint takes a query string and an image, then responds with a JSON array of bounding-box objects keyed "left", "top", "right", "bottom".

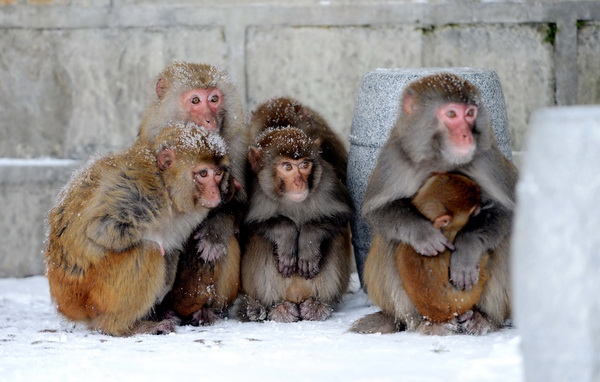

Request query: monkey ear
[
  {"left": 433, "top": 215, "right": 451, "bottom": 229},
  {"left": 156, "top": 78, "right": 169, "bottom": 100},
  {"left": 313, "top": 137, "right": 323, "bottom": 149},
  {"left": 402, "top": 91, "right": 417, "bottom": 116},
  {"left": 157, "top": 147, "right": 176, "bottom": 171},
  {"left": 248, "top": 147, "right": 263, "bottom": 173}
]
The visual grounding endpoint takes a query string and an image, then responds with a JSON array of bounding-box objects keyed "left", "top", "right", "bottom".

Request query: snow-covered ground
[{"left": 0, "top": 274, "right": 523, "bottom": 381}]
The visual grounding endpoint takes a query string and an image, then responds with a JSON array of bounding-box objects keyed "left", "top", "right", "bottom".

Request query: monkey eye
[
  {"left": 215, "top": 168, "right": 223, "bottom": 176},
  {"left": 197, "top": 169, "right": 208, "bottom": 177},
  {"left": 209, "top": 94, "right": 219, "bottom": 103},
  {"left": 466, "top": 108, "right": 476, "bottom": 117},
  {"left": 299, "top": 161, "right": 311, "bottom": 170},
  {"left": 446, "top": 110, "right": 456, "bottom": 118},
  {"left": 191, "top": 96, "right": 200, "bottom": 105},
  {"left": 282, "top": 162, "right": 293, "bottom": 171}
]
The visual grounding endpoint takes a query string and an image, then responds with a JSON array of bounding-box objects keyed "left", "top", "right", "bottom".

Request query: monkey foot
[
  {"left": 189, "top": 308, "right": 220, "bottom": 326},
  {"left": 416, "top": 319, "right": 460, "bottom": 336},
  {"left": 457, "top": 310, "right": 494, "bottom": 335},
  {"left": 268, "top": 301, "right": 300, "bottom": 323},
  {"left": 299, "top": 298, "right": 332, "bottom": 321},
  {"left": 237, "top": 295, "right": 268, "bottom": 322},
  {"left": 348, "top": 311, "right": 399, "bottom": 334},
  {"left": 133, "top": 319, "right": 176, "bottom": 335}
]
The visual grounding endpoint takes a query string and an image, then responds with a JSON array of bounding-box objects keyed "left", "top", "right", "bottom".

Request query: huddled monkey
[
  {"left": 351, "top": 73, "right": 517, "bottom": 335},
  {"left": 138, "top": 62, "right": 248, "bottom": 325},
  {"left": 396, "top": 173, "right": 489, "bottom": 332},
  {"left": 45, "top": 123, "right": 232, "bottom": 336},
  {"left": 238, "top": 98, "right": 353, "bottom": 323}
]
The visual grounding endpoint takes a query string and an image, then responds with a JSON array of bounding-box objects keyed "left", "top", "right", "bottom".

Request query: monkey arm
[
  {"left": 193, "top": 198, "right": 243, "bottom": 262},
  {"left": 249, "top": 216, "right": 298, "bottom": 277},
  {"left": 297, "top": 213, "right": 350, "bottom": 279},
  {"left": 364, "top": 198, "right": 452, "bottom": 257},
  {"left": 85, "top": 183, "right": 161, "bottom": 253},
  {"left": 450, "top": 200, "right": 512, "bottom": 290}
]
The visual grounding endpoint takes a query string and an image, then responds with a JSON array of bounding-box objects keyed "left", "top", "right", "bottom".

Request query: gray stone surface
[
  {"left": 0, "top": 160, "right": 80, "bottom": 277},
  {"left": 0, "top": 27, "right": 227, "bottom": 159},
  {"left": 577, "top": 22, "right": 600, "bottom": 105},
  {"left": 513, "top": 106, "right": 600, "bottom": 382},
  {"left": 246, "top": 25, "right": 422, "bottom": 140},
  {"left": 348, "top": 68, "right": 512, "bottom": 282},
  {"left": 423, "top": 24, "right": 555, "bottom": 152}
]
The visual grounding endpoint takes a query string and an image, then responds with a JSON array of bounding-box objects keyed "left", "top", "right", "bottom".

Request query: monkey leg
[
  {"left": 362, "top": 235, "right": 422, "bottom": 331},
  {"left": 471, "top": 236, "right": 512, "bottom": 332},
  {"left": 86, "top": 243, "right": 171, "bottom": 336}
]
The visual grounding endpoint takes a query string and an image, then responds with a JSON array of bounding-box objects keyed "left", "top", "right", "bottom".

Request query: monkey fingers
[
  {"left": 299, "top": 298, "right": 333, "bottom": 321},
  {"left": 277, "top": 251, "right": 297, "bottom": 278},
  {"left": 195, "top": 237, "right": 228, "bottom": 263},
  {"left": 412, "top": 227, "right": 453, "bottom": 257},
  {"left": 268, "top": 301, "right": 300, "bottom": 323},
  {"left": 449, "top": 250, "right": 480, "bottom": 290},
  {"left": 297, "top": 258, "right": 320, "bottom": 279}
]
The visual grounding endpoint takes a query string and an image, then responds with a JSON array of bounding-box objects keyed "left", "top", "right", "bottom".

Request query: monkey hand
[
  {"left": 276, "top": 250, "right": 297, "bottom": 278},
  {"left": 195, "top": 233, "right": 228, "bottom": 263},
  {"left": 411, "top": 225, "right": 454, "bottom": 257},
  {"left": 297, "top": 245, "right": 321, "bottom": 279},
  {"left": 449, "top": 250, "right": 481, "bottom": 291},
  {"left": 193, "top": 211, "right": 237, "bottom": 263}
]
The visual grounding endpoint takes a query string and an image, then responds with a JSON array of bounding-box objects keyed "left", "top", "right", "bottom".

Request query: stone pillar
[
  {"left": 513, "top": 106, "right": 600, "bottom": 382},
  {"left": 348, "top": 67, "right": 513, "bottom": 284}
]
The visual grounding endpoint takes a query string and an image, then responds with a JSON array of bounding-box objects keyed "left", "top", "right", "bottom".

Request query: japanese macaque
[
  {"left": 238, "top": 102, "right": 353, "bottom": 322},
  {"left": 45, "top": 123, "right": 232, "bottom": 336},
  {"left": 397, "top": 172, "right": 489, "bottom": 325},
  {"left": 351, "top": 73, "right": 517, "bottom": 335},
  {"left": 249, "top": 97, "right": 348, "bottom": 184},
  {"left": 138, "top": 62, "right": 247, "bottom": 324}
]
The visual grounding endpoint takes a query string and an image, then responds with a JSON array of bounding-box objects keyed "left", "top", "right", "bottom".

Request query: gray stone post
[
  {"left": 513, "top": 106, "right": 600, "bottom": 382},
  {"left": 348, "top": 67, "right": 513, "bottom": 285}
]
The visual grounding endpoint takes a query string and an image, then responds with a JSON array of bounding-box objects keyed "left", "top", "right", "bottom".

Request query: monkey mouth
[{"left": 286, "top": 191, "right": 309, "bottom": 203}]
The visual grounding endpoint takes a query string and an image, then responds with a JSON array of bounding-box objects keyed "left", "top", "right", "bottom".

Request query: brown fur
[
  {"left": 351, "top": 73, "right": 517, "bottom": 335},
  {"left": 136, "top": 62, "right": 248, "bottom": 324},
  {"left": 239, "top": 100, "right": 353, "bottom": 322},
  {"left": 45, "top": 124, "right": 230, "bottom": 336},
  {"left": 396, "top": 173, "right": 489, "bottom": 323}
]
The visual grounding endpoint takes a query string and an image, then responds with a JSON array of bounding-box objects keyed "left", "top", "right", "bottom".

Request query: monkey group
[{"left": 44, "top": 63, "right": 517, "bottom": 337}]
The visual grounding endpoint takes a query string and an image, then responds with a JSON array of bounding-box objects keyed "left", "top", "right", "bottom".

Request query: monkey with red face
[
  {"left": 139, "top": 62, "right": 247, "bottom": 325},
  {"left": 237, "top": 100, "right": 353, "bottom": 323},
  {"left": 45, "top": 123, "right": 232, "bottom": 336},
  {"left": 351, "top": 73, "right": 516, "bottom": 335}
]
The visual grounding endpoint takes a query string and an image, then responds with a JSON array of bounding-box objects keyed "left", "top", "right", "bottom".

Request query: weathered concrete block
[
  {"left": 513, "top": 106, "right": 600, "bottom": 382},
  {"left": 0, "top": 160, "right": 79, "bottom": 277},
  {"left": 577, "top": 22, "right": 600, "bottom": 105},
  {"left": 0, "top": 27, "right": 227, "bottom": 160},
  {"left": 423, "top": 24, "right": 554, "bottom": 152},
  {"left": 348, "top": 67, "right": 512, "bottom": 283},
  {"left": 246, "top": 25, "right": 422, "bottom": 141}
]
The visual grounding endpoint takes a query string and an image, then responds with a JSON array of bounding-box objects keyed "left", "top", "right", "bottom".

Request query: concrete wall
[{"left": 1, "top": 0, "right": 599, "bottom": 277}]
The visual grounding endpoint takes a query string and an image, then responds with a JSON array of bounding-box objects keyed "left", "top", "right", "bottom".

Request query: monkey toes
[
  {"left": 268, "top": 301, "right": 300, "bottom": 323},
  {"left": 299, "top": 298, "right": 332, "bottom": 321},
  {"left": 457, "top": 310, "right": 493, "bottom": 335},
  {"left": 189, "top": 308, "right": 221, "bottom": 326}
]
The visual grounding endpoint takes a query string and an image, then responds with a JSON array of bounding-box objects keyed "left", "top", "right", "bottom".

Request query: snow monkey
[
  {"left": 137, "top": 62, "right": 248, "bottom": 324},
  {"left": 351, "top": 73, "right": 517, "bottom": 335},
  {"left": 397, "top": 172, "right": 490, "bottom": 330},
  {"left": 238, "top": 98, "right": 353, "bottom": 323},
  {"left": 45, "top": 123, "right": 232, "bottom": 336}
]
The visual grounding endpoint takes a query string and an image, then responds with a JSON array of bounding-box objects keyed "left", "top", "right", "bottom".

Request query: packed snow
[{"left": 0, "top": 273, "right": 523, "bottom": 381}]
